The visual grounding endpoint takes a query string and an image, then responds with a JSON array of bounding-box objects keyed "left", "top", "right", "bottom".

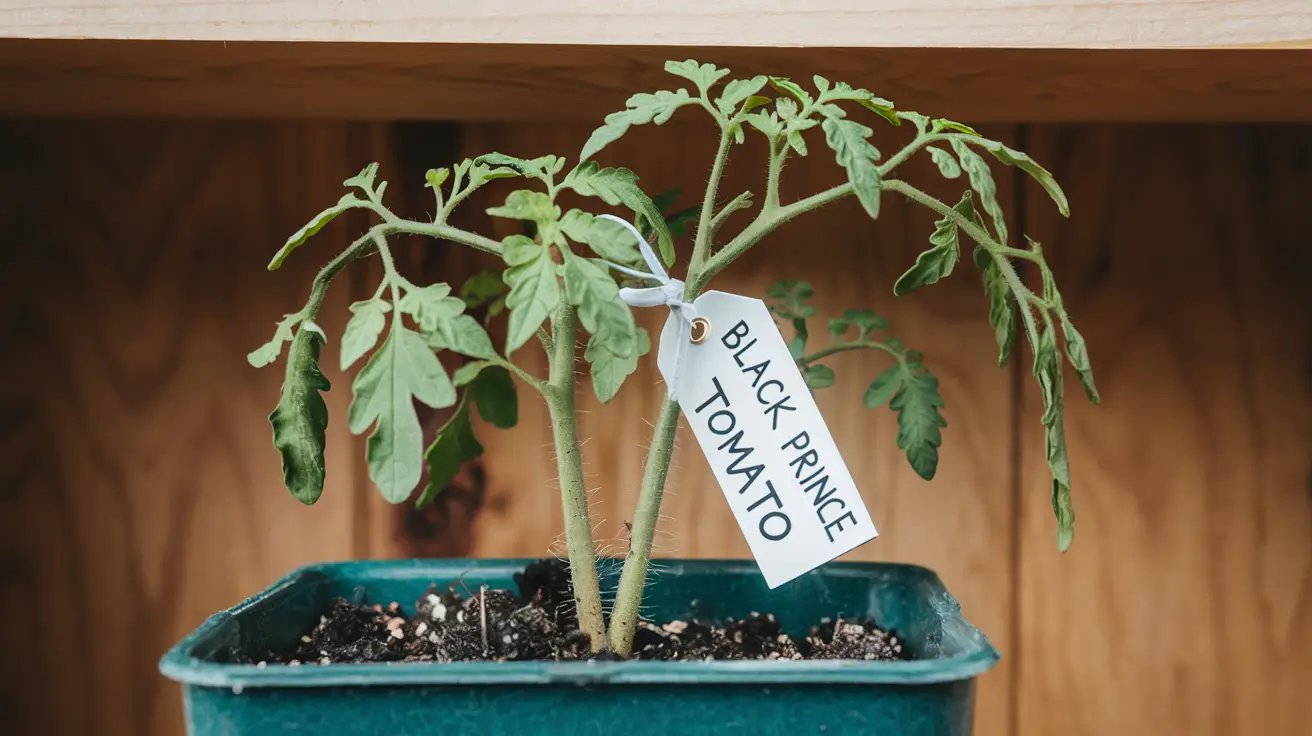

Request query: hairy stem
[
  {"left": 690, "top": 130, "right": 735, "bottom": 271},
  {"left": 799, "top": 339, "right": 903, "bottom": 366},
  {"left": 607, "top": 398, "right": 681, "bottom": 655},
  {"left": 545, "top": 302, "right": 607, "bottom": 651}
]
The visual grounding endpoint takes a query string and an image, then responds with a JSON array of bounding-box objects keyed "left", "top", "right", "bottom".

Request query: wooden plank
[
  {"left": 419, "top": 122, "right": 1021, "bottom": 735},
  {"left": 0, "top": 120, "right": 378, "bottom": 735},
  {"left": 1, "top": 1, "right": 1307, "bottom": 49},
  {"left": 1017, "top": 124, "right": 1312, "bottom": 735},
  {"left": 1, "top": 41, "right": 1311, "bottom": 123}
]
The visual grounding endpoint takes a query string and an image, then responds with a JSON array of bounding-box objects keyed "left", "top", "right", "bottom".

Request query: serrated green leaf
[
  {"left": 564, "top": 254, "right": 637, "bottom": 359},
  {"left": 863, "top": 365, "right": 902, "bottom": 408},
  {"left": 776, "top": 98, "right": 799, "bottom": 120},
  {"left": 248, "top": 315, "right": 300, "bottom": 368},
  {"left": 1059, "top": 313, "right": 1100, "bottom": 403},
  {"left": 765, "top": 280, "right": 815, "bottom": 321},
  {"left": 932, "top": 119, "right": 981, "bottom": 136},
  {"left": 889, "top": 361, "right": 946, "bottom": 480},
  {"left": 768, "top": 77, "right": 812, "bottom": 105},
  {"left": 343, "top": 163, "right": 379, "bottom": 191},
  {"left": 268, "top": 327, "right": 331, "bottom": 505},
  {"left": 715, "top": 75, "right": 768, "bottom": 116},
  {"left": 666, "top": 59, "right": 731, "bottom": 92},
  {"left": 744, "top": 111, "right": 784, "bottom": 138},
  {"left": 398, "top": 284, "right": 467, "bottom": 342},
  {"left": 348, "top": 327, "right": 456, "bottom": 503},
  {"left": 803, "top": 364, "right": 835, "bottom": 389},
  {"left": 951, "top": 139, "right": 1007, "bottom": 244},
  {"left": 269, "top": 193, "right": 364, "bottom": 270},
  {"left": 501, "top": 235, "right": 559, "bottom": 354},
  {"left": 340, "top": 299, "right": 391, "bottom": 371},
  {"left": 974, "top": 247, "right": 1016, "bottom": 366},
  {"left": 580, "top": 89, "right": 695, "bottom": 162},
  {"left": 823, "top": 81, "right": 898, "bottom": 125},
  {"left": 822, "top": 117, "right": 882, "bottom": 219},
  {"left": 929, "top": 146, "right": 962, "bottom": 178},
  {"left": 559, "top": 209, "right": 642, "bottom": 265},
  {"left": 829, "top": 309, "right": 889, "bottom": 338},
  {"left": 425, "top": 167, "right": 450, "bottom": 189},
  {"left": 476, "top": 153, "right": 560, "bottom": 178},
  {"left": 787, "top": 131, "right": 809, "bottom": 156},
  {"left": 416, "top": 397, "right": 483, "bottom": 510},
  {"left": 587, "top": 327, "right": 650, "bottom": 404},
  {"left": 974, "top": 140, "right": 1070, "bottom": 217},
  {"left": 1032, "top": 327, "right": 1075, "bottom": 550},
  {"left": 895, "top": 192, "right": 973, "bottom": 295},
  {"left": 427, "top": 314, "right": 498, "bottom": 361},
  {"left": 487, "top": 190, "right": 563, "bottom": 244},
  {"left": 562, "top": 162, "right": 673, "bottom": 266}
]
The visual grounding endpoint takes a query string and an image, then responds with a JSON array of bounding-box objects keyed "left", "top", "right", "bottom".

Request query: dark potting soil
[{"left": 242, "top": 559, "right": 912, "bottom": 666}]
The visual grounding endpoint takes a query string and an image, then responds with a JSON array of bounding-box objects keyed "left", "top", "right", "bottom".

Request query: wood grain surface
[
  {"left": 2, "top": 1, "right": 1307, "bottom": 49},
  {"left": 2, "top": 41, "right": 1311, "bottom": 123},
  {"left": 0, "top": 120, "right": 382, "bottom": 735},
  {"left": 1016, "top": 125, "right": 1312, "bottom": 736}
]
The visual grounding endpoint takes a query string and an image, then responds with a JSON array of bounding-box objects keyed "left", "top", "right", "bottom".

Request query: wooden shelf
[
  {"left": 3, "top": 1, "right": 1308, "bottom": 49},
  {"left": 0, "top": 1, "right": 1309, "bottom": 121}
]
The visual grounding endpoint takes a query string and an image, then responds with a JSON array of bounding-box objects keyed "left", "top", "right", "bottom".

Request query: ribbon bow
[{"left": 596, "top": 214, "right": 698, "bottom": 401}]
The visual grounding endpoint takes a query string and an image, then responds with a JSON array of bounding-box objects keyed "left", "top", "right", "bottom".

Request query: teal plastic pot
[{"left": 160, "top": 559, "right": 998, "bottom": 735}]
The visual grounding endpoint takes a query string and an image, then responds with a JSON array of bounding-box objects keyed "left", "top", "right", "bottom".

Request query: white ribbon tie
[{"left": 596, "top": 214, "right": 698, "bottom": 402}]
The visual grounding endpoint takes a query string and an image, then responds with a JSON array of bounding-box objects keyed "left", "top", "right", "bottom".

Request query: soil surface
[{"left": 242, "top": 559, "right": 912, "bottom": 665}]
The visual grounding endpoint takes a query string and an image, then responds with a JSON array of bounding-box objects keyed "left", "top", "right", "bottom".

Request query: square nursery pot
[{"left": 160, "top": 559, "right": 999, "bottom": 735}]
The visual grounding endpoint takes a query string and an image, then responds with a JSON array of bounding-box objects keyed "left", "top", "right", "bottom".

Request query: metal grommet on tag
[{"left": 690, "top": 317, "right": 711, "bottom": 344}]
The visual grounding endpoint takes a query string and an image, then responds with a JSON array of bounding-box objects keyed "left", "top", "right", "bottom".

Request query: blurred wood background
[{"left": 0, "top": 118, "right": 1308, "bottom": 736}]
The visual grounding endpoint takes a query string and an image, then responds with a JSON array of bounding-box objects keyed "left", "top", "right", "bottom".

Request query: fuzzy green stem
[
  {"left": 799, "top": 339, "right": 903, "bottom": 366},
  {"left": 545, "top": 301, "right": 607, "bottom": 651},
  {"left": 690, "top": 130, "right": 735, "bottom": 271},
  {"left": 606, "top": 398, "right": 681, "bottom": 654}
]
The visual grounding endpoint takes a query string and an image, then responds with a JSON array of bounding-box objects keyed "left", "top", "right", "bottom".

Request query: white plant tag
[{"left": 656, "top": 291, "right": 878, "bottom": 588}]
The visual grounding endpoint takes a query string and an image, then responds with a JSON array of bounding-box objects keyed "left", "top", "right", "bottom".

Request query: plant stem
[
  {"left": 544, "top": 301, "right": 607, "bottom": 651},
  {"left": 606, "top": 398, "right": 680, "bottom": 654},
  {"left": 690, "top": 130, "right": 734, "bottom": 271},
  {"left": 799, "top": 339, "right": 903, "bottom": 366}
]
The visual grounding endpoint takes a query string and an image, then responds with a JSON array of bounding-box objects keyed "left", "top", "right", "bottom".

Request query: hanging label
[{"left": 658, "top": 291, "right": 878, "bottom": 588}]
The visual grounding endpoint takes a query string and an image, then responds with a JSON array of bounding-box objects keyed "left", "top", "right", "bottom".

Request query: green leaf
[
  {"left": 932, "top": 119, "right": 981, "bottom": 136},
  {"left": 768, "top": 77, "right": 812, "bottom": 106},
  {"left": 340, "top": 299, "right": 391, "bottom": 371},
  {"left": 564, "top": 254, "right": 637, "bottom": 359},
  {"left": 348, "top": 327, "right": 457, "bottom": 503},
  {"left": 562, "top": 162, "right": 673, "bottom": 266},
  {"left": 416, "top": 397, "right": 483, "bottom": 510},
  {"left": 580, "top": 89, "right": 695, "bottom": 162},
  {"left": 343, "top": 163, "right": 379, "bottom": 192},
  {"left": 487, "top": 190, "right": 563, "bottom": 244},
  {"left": 803, "top": 364, "right": 835, "bottom": 389},
  {"left": 743, "top": 95, "right": 772, "bottom": 113},
  {"left": 664, "top": 204, "right": 699, "bottom": 239},
  {"left": 666, "top": 59, "right": 731, "bottom": 92},
  {"left": 975, "top": 140, "right": 1070, "bottom": 217},
  {"left": 829, "top": 309, "right": 889, "bottom": 338},
  {"left": 425, "top": 167, "right": 450, "bottom": 190},
  {"left": 427, "top": 314, "right": 498, "bottom": 361},
  {"left": 715, "top": 75, "right": 768, "bottom": 116},
  {"left": 929, "top": 146, "right": 962, "bottom": 178},
  {"left": 823, "top": 81, "right": 899, "bottom": 125},
  {"left": 1033, "top": 327, "right": 1075, "bottom": 551},
  {"left": 764, "top": 280, "right": 816, "bottom": 321},
  {"left": 475, "top": 153, "right": 562, "bottom": 178},
  {"left": 974, "top": 247, "right": 1016, "bottom": 366},
  {"left": 1059, "top": 313, "right": 1100, "bottom": 403},
  {"left": 468, "top": 365, "right": 518, "bottom": 429},
  {"left": 894, "top": 192, "right": 973, "bottom": 295},
  {"left": 559, "top": 209, "right": 641, "bottom": 265},
  {"left": 398, "top": 283, "right": 467, "bottom": 341},
  {"left": 459, "top": 269, "right": 508, "bottom": 314},
  {"left": 787, "top": 131, "right": 809, "bottom": 156},
  {"left": 268, "top": 326, "right": 332, "bottom": 505},
  {"left": 501, "top": 235, "right": 560, "bottom": 354},
  {"left": 951, "top": 139, "right": 1007, "bottom": 244},
  {"left": 587, "top": 327, "right": 651, "bottom": 404},
  {"left": 862, "top": 365, "right": 902, "bottom": 408},
  {"left": 248, "top": 315, "right": 300, "bottom": 368},
  {"left": 269, "top": 193, "right": 364, "bottom": 270},
  {"left": 889, "top": 360, "right": 946, "bottom": 480},
  {"left": 821, "top": 117, "right": 882, "bottom": 219},
  {"left": 897, "top": 111, "right": 930, "bottom": 133},
  {"left": 744, "top": 111, "right": 784, "bottom": 138}
]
